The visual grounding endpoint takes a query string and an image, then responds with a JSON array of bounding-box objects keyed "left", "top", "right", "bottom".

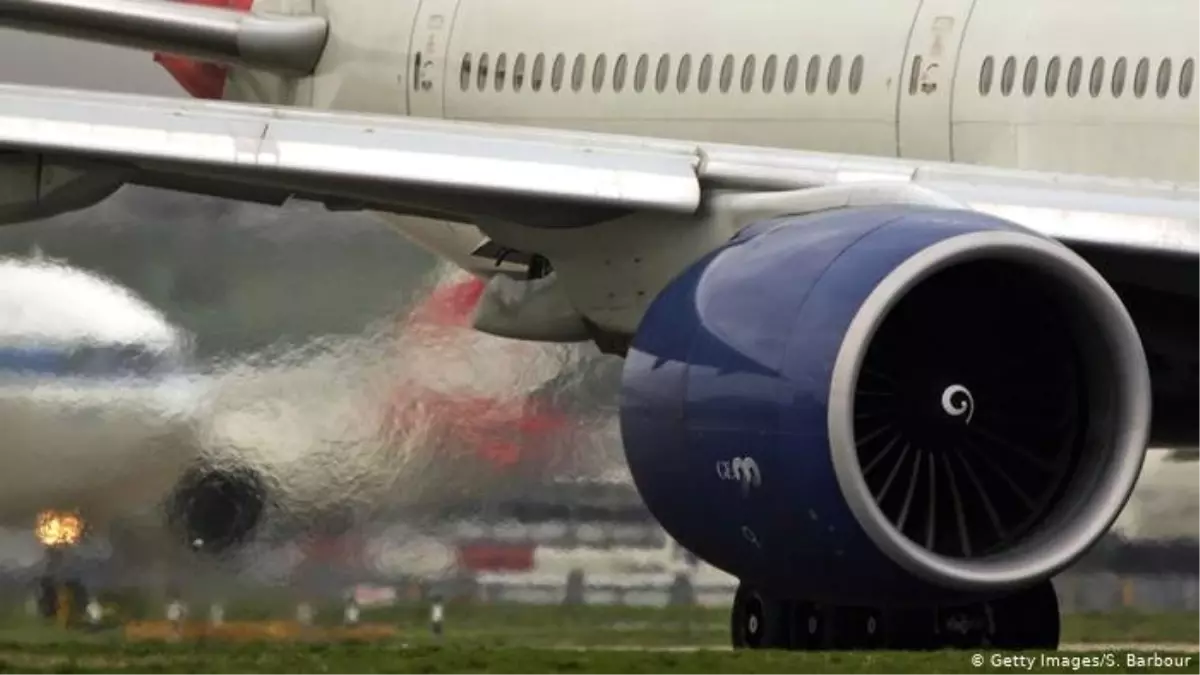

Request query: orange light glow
[{"left": 35, "top": 510, "right": 84, "bottom": 547}]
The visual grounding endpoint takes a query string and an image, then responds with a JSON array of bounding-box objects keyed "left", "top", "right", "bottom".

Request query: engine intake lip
[{"left": 828, "top": 230, "right": 1150, "bottom": 592}]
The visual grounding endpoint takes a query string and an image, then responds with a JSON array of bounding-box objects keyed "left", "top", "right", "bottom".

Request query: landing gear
[
  {"left": 730, "top": 580, "right": 1060, "bottom": 651},
  {"left": 829, "top": 605, "right": 886, "bottom": 650},
  {"left": 730, "top": 584, "right": 789, "bottom": 649},
  {"left": 789, "top": 601, "right": 825, "bottom": 649}
]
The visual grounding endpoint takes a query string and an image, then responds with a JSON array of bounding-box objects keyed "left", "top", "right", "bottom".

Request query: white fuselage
[
  {"left": 0, "top": 375, "right": 201, "bottom": 525},
  {"left": 0, "top": 259, "right": 202, "bottom": 529},
  {"left": 282, "top": 0, "right": 1200, "bottom": 181},
  {"left": 232, "top": 0, "right": 1198, "bottom": 271}
]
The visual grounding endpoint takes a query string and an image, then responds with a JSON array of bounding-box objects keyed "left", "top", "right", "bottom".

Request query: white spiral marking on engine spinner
[{"left": 941, "top": 384, "right": 975, "bottom": 424}]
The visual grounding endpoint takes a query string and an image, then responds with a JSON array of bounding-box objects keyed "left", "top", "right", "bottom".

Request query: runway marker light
[
  {"left": 296, "top": 602, "right": 315, "bottom": 626},
  {"left": 86, "top": 600, "right": 103, "bottom": 626},
  {"left": 209, "top": 602, "right": 225, "bottom": 626},
  {"left": 430, "top": 595, "right": 445, "bottom": 637},
  {"left": 166, "top": 599, "right": 187, "bottom": 641}
]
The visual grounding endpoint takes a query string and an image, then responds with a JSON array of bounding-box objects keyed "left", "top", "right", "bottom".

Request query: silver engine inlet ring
[{"left": 828, "top": 230, "right": 1150, "bottom": 592}]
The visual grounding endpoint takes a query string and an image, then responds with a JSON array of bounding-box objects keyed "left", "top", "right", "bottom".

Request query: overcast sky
[{"left": 0, "top": 29, "right": 181, "bottom": 94}]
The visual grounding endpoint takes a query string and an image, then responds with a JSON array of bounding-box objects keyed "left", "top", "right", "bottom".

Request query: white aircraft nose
[{"left": 0, "top": 257, "right": 202, "bottom": 528}]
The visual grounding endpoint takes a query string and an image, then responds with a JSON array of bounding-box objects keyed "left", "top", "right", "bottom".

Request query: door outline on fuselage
[
  {"left": 898, "top": 0, "right": 978, "bottom": 161},
  {"left": 408, "top": 0, "right": 463, "bottom": 118}
]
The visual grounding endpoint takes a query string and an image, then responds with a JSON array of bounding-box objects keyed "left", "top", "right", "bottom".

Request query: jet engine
[
  {"left": 620, "top": 205, "right": 1150, "bottom": 609},
  {"left": 165, "top": 461, "right": 266, "bottom": 555}
]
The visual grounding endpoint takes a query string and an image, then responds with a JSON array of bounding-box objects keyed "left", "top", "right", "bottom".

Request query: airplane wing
[{"left": 0, "top": 83, "right": 1196, "bottom": 281}]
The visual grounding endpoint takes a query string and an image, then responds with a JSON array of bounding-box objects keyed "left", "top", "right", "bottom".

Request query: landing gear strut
[{"left": 730, "top": 580, "right": 1060, "bottom": 651}]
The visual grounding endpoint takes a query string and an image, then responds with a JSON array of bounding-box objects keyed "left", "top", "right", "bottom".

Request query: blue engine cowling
[{"left": 620, "top": 205, "right": 1150, "bottom": 607}]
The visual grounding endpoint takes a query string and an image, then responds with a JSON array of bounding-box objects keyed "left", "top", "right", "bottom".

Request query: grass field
[
  {"left": 9, "top": 598, "right": 1200, "bottom": 648},
  {"left": 0, "top": 603, "right": 1192, "bottom": 672},
  {"left": 0, "top": 642, "right": 1193, "bottom": 674},
  {"left": 182, "top": 603, "right": 1200, "bottom": 647}
]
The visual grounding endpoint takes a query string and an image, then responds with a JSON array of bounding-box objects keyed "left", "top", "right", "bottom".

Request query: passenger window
[
  {"left": 741, "top": 55, "right": 757, "bottom": 93},
  {"left": 592, "top": 54, "right": 607, "bottom": 93},
  {"left": 1111, "top": 57, "right": 1127, "bottom": 97},
  {"left": 908, "top": 55, "right": 922, "bottom": 95},
  {"left": 807, "top": 55, "right": 821, "bottom": 94},
  {"left": 656, "top": 54, "right": 671, "bottom": 93},
  {"left": 762, "top": 54, "right": 778, "bottom": 93},
  {"left": 634, "top": 54, "right": 649, "bottom": 92},
  {"left": 719, "top": 54, "right": 735, "bottom": 93},
  {"left": 571, "top": 54, "right": 586, "bottom": 92},
  {"left": 513, "top": 53, "right": 526, "bottom": 91},
  {"left": 827, "top": 54, "right": 842, "bottom": 94},
  {"left": 1066, "top": 56, "right": 1083, "bottom": 97},
  {"left": 784, "top": 55, "right": 799, "bottom": 93},
  {"left": 460, "top": 53, "right": 472, "bottom": 92},
  {"left": 1044, "top": 56, "right": 1060, "bottom": 96},
  {"left": 550, "top": 53, "right": 565, "bottom": 92},
  {"left": 848, "top": 55, "right": 864, "bottom": 94},
  {"left": 613, "top": 54, "right": 628, "bottom": 92},
  {"left": 1089, "top": 57, "right": 1105, "bottom": 97},
  {"left": 1133, "top": 57, "right": 1149, "bottom": 98},
  {"left": 698, "top": 54, "right": 713, "bottom": 93},
  {"left": 999, "top": 56, "right": 1016, "bottom": 96},
  {"left": 677, "top": 54, "right": 692, "bottom": 93},
  {"left": 1181, "top": 58, "right": 1195, "bottom": 98},
  {"left": 1156, "top": 58, "right": 1172, "bottom": 98},
  {"left": 979, "top": 56, "right": 994, "bottom": 95},
  {"left": 477, "top": 53, "right": 490, "bottom": 91},
  {"left": 1022, "top": 56, "right": 1038, "bottom": 96},
  {"left": 531, "top": 54, "right": 546, "bottom": 91},
  {"left": 494, "top": 53, "right": 507, "bottom": 92}
]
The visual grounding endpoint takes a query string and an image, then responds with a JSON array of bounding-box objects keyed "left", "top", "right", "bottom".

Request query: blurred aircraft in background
[
  {"left": 0, "top": 256, "right": 199, "bottom": 532},
  {"left": 386, "top": 273, "right": 586, "bottom": 479},
  {"left": 0, "top": 255, "right": 281, "bottom": 564},
  {"left": 188, "top": 264, "right": 624, "bottom": 542},
  {"left": 380, "top": 268, "right": 632, "bottom": 510}
]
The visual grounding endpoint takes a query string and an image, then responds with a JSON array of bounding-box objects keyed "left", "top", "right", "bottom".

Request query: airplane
[
  {"left": 183, "top": 265, "right": 609, "bottom": 543},
  {"left": 0, "top": 253, "right": 304, "bottom": 568},
  {"left": 381, "top": 268, "right": 621, "bottom": 496},
  {"left": 0, "top": 249, "right": 586, "bottom": 596},
  {"left": 0, "top": 255, "right": 201, "bottom": 530},
  {"left": 0, "top": 0, "right": 1196, "bottom": 652}
]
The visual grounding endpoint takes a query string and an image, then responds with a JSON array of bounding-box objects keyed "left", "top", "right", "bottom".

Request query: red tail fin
[
  {"left": 408, "top": 277, "right": 488, "bottom": 329},
  {"left": 153, "top": 0, "right": 253, "bottom": 99}
]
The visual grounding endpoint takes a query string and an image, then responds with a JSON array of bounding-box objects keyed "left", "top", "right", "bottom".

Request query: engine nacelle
[
  {"left": 165, "top": 462, "right": 266, "bottom": 555},
  {"left": 0, "top": 155, "right": 123, "bottom": 225},
  {"left": 620, "top": 206, "right": 1150, "bottom": 607}
]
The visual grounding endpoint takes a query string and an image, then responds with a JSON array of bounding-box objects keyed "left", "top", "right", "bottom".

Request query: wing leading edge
[{"left": 0, "top": 82, "right": 1195, "bottom": 261}]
